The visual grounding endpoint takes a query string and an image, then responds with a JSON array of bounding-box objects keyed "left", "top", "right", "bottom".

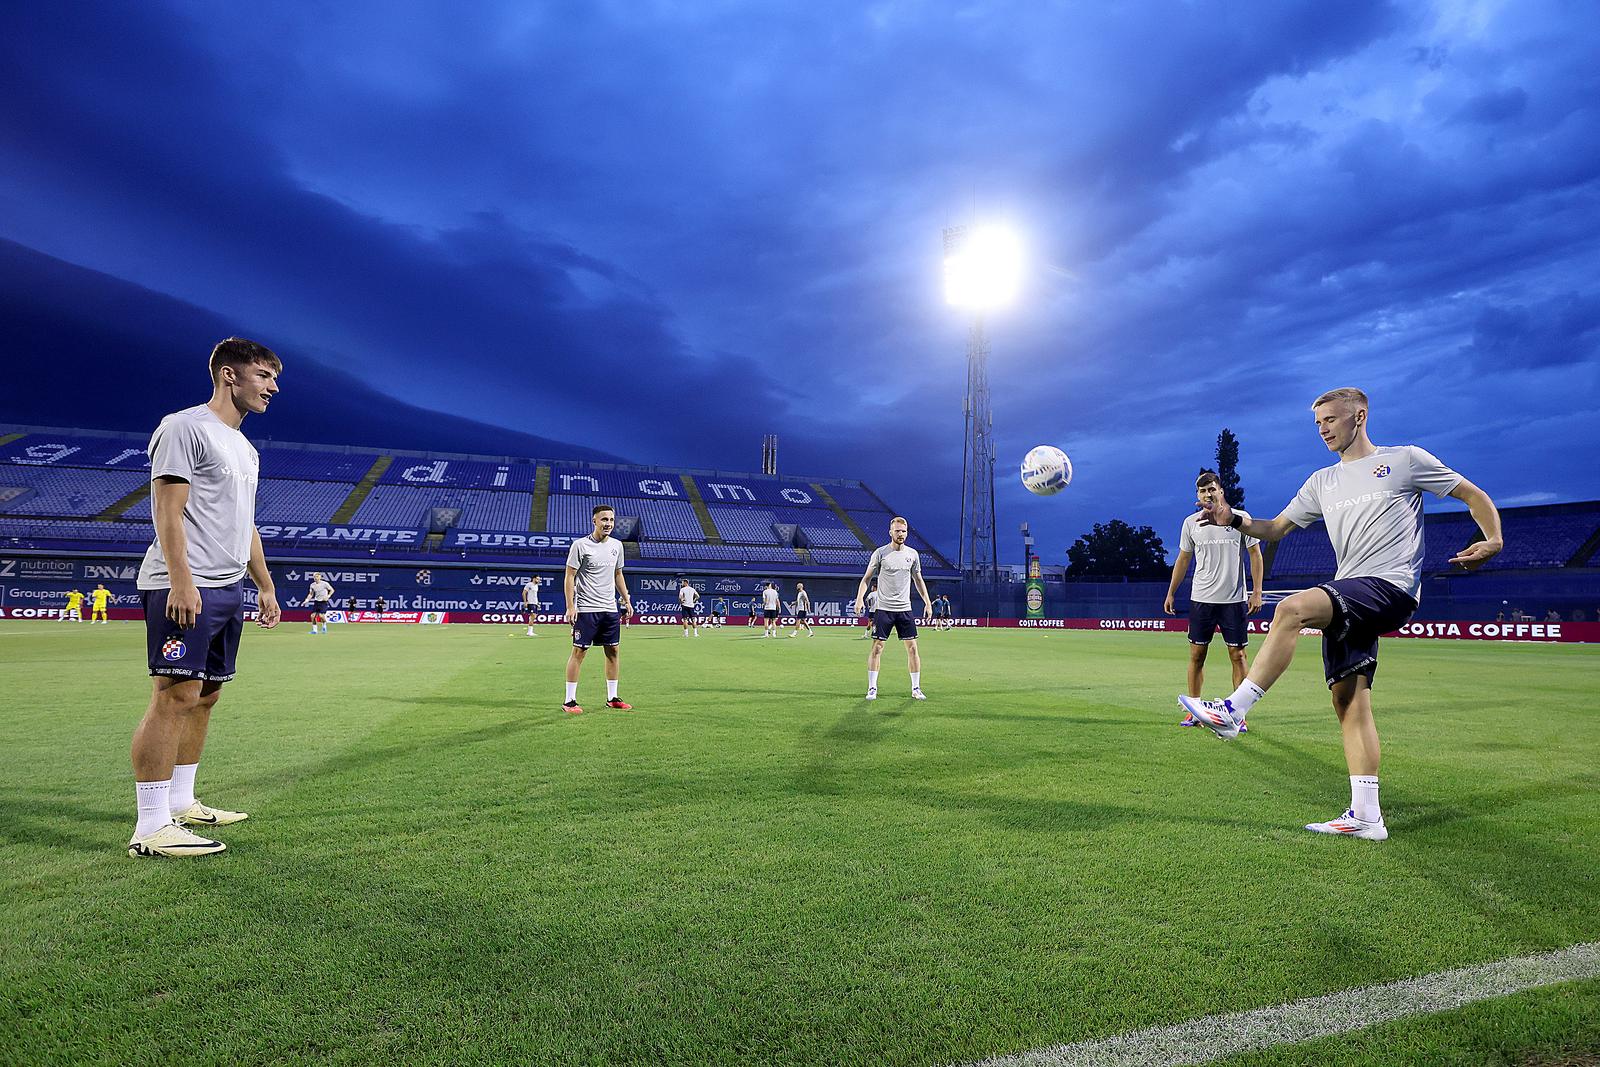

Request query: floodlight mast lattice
[{"left": 944, "top": 224, "right": 1002, "bottom": 615}]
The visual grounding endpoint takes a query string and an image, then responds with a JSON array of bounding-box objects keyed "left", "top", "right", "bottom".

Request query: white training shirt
[
  {"left": 523, "top": 581, "right": 541, "bottom": 605},
  {"left": 564, "top": 534, "right": 625, "bottom": 612},
  {"left": 138, "top": 405, "right": 260, "bottom": 590},
  {"left": 1281, "top": 444, "right": 1461, "bottom": 603},
  {"left": 1179, "top": 513, "right": 1259, "bottom": 605},
  {"left": 864, "top": 543, "right": 922, "bottom": 612},
  {"left": 762, "top": 587, "right": 780, "bottom": 611},
  {"left": 308, "top": 579, "right": 333, "bottom": 602},
  {"left": 679, "top": 585, "right": 699, "bottom": 607}
]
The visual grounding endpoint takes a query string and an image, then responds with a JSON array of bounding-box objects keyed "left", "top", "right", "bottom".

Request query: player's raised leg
[{"left": 1182, "top": 587, "right": 1332, "bottom": 738}]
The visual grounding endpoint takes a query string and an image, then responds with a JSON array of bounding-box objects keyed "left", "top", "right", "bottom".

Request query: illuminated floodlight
[{"left": 943, "top": 224, "right": 1023, "bottom": 310}]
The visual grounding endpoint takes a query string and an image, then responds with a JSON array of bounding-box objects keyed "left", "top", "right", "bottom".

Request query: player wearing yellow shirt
[
  {"left": 90, "top": 584, "right": 112, "bottom": 624},
  {"left": 62, "top": 589, "right": 85, "bottom": 623}
]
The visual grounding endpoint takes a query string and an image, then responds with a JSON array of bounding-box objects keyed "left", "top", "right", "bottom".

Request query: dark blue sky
[{"left": 3, "top": 1, "right": 1597, "bottom": 562}]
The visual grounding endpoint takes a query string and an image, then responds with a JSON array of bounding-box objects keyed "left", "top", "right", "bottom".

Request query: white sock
[
  {"left": 1225, "top": 679, "right": 1266, "bottom": 717},
  {"left": 910, "top": 671, "right": 921, "bottom": 691},
  {"left": 867, "top": 670, "right": 879, "bottom": 691},
  {"left": 135, "top": 780, "right": 172, "bottom": 837},
  {"left": 169, "top": 763, "right": 199, "bottom": 812},
  {"left": 607, "top": 678, "right": 619, "bottom": 700},
  {"left": 1351, "top": 775, "right": 1381, "bottom": 823},
  {"left": 565, "top": 682, "right": 578, "bottom": 703}
]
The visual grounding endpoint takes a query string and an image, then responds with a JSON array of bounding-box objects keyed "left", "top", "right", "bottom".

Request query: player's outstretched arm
[
  {"left": 248, "top": 528, "right": 280, "bottom": 628},
  {"left": 1447, "top": 478, "right": 1505, "bottom": 570},
  {"left": 1163, "top": 549, "right": 1192, "bottom": 615},
  {"left": 1197, "top": 498, "right": 1298, "bottom": 542}
]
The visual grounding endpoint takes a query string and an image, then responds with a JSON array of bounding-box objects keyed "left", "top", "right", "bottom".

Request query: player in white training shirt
[
  {"left": 855, "top": 517, "right": 933, "bottom": 700},
  {"left": 304, "top": 573, "right": 334, "bottom": 635},
  {"left": 1164, "top": 471, "right": 1263, "bottom": 728},
  {"left": 678, "top": 578, "right": 701, "bottom": 637},
  {"left": 128, "top": 338, "right": 283, "bottom": 859},
  {"left": 760, "top": 582, "right": 782, "bottom": 638},
  {"left": 522, "top": 578, "right": 541, "bottom": 636},
  {"left": 789, "top": 582, "right": 814, "bottom": 638},
  {"left": 1180, "top": 389, "right": 1503, "bottom": 840},
  {"left": 562, "top": 505, "right": 633, "bottom": 714}
]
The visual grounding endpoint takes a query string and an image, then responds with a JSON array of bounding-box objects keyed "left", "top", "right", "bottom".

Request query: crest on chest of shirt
[{"left": 1371, "top": 463, "right": 1392, "bottom": 478}]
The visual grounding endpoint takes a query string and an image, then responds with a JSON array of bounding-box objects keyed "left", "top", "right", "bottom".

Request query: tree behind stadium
[
  {"left": 1065, "top": 520, "right": 1169, "bottom": 578},
  {"left": 1215, "top": 428, "right": 1244, "bottom": 507}
]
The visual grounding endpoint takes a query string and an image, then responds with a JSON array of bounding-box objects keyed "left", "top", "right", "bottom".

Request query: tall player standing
[
  {"left": 1164, "top": 471, "right": 1264, "bottom": 728},
  {"left": 855, "top": 517, "right": 933, "bottom": 701},
  {"left": 678, "top": 578, "right": 701, "bottom": 637},
  {"left": 1180, "top": 389, "right": 1503, "bottom": 840},
  {"left": 128, "top": 338, "right": 282, "bottom": 858},
  {"left": 562, "top": 505, "right": 634, "bottom": 714}
]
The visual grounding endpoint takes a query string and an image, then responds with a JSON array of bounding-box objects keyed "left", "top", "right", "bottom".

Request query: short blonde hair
[
  {"left": 1311, "top": 387, "right": 1368, "bottom": 411},
  {"left": 889, "top": 516, "right": 908, "bottom": 528}
]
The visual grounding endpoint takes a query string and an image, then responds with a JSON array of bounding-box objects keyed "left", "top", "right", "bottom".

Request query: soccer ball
[{"left": 1020, "top": 445, "right": 1072, "bottom": 496}]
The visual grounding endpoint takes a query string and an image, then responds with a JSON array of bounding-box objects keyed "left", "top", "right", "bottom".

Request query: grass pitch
[{"left": 1, "top": 620, "right": 1596, "bottom": 1065}]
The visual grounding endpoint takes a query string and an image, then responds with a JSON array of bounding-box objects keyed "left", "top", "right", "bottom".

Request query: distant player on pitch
[
  {"left": 760, "top": 581, "right": 782, "bottom": 638},
  {"left": 522, "top": 577, "right": 541, "bottom": 636},
  {"left": 855, "top": 517, "right": 932, "bottom": 701},
  {"left": 1180, "top": 388, "right": 1502, "bottom": 840},
  {"left": 61, "top": 588, "right": 85, "bottom": 623},
  {"left": 562, "top": 504, "right": 633, "bottom": 714},
  {"left": 90, "top": 583, "right": 112, "bottom": 624},
  {"left": 860, "top": 582, "right": 879, "bottom": 638},
  {"left": 305, "top": 572, "right": 334, "bottom": 634},
  {"left": 1165, "top": 470, "right": 1264, "bottom": 729},
  {"left": 789, "top": 582, "right": 814, "bottom": 638},
  {"left": 128, "top": 337, "right": 282, "bottom": 858},
  {"left": 678, "top": 578, "right": 701, "bottom": 636}
]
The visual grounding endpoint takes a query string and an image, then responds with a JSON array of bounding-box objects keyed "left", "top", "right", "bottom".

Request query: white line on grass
[{"left": 965, "top": 942, "right": 1600, "bottom": 1067}]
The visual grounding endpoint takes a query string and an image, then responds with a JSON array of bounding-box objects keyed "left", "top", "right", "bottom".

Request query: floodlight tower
[{"left": 944, "top": 224, "right": 1021, "bottom": 616}]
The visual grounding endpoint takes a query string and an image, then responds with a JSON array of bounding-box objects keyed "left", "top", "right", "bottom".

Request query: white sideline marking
[{"left": 965, "top": 942, "right": 1600, "bottom": 1067}]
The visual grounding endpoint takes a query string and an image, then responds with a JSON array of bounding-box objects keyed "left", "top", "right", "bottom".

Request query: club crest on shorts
[
  {"left": 162, "top": 638, "right": 187, "bottom": 661},
  {"left": 1371, "top": 463, "right": 1391, "bottom": 478}
]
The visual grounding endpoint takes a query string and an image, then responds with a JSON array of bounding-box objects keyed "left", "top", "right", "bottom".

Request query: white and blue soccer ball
[{"left": 1020, "top": 445, "right": 1072, "bottom": 496}]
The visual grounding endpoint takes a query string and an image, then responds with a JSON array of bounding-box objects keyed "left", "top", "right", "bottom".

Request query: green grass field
[{"left": 2, "top": 620, "right": 1596, "bottom": 1066}]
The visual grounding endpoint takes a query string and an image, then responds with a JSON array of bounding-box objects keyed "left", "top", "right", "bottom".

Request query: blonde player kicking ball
[
  {"left": 562, "top": 505, "right": 633, "bottom": 715},
  {"left": 1165, "top": 471, "right": 1264, "bottom": 729},
  {"left": 855, "top": 517, "right": 933, "bottom": 701},
  {"left": 128, "top": 338, "right": 283, "bottom": 858},
  {"left": 1179, "top": 388, "right": 1503, "bottom": 841}
]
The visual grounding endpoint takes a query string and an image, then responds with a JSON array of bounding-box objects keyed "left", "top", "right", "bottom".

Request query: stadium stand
[
  {"left": 707, "top": 507, "right": 784, "bottom": 545},
  {"left": 0, "top": 424, "right": 960, "bottom": 575},
  {"left": 0, "top": 467, "right": 150, "bottom": 516},
  {"left": 353, "top": 485, "right": 533, "bottom": 529}
]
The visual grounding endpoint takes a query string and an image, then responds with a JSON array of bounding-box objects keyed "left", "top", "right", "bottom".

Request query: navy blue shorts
[
  {"left": 1317, "top": 577, "right": 1417, "bottom": 689},
  {"left": 572, "top": 610, "right": 622, "bottom": 648},
  {"left": 763, "top": 609, "right": 779, "bottom": 620},
  {"left": 795, "top": 610, "right": 808, "bottom": 619},
  {"left": 310, "top": 600, "right": 330, "bottom": 614},
  {"left": 1188, "top": 600, "right": 1248, "bottom": 647},
  {"left": 143, "top": 581, "right": 245, "bottom": 683},
  {"left": 680, "top": 605, "right": 697, "bottom": 619},
  {"left": 873, "top": 609, "right": 918, "bottom": 641}
]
